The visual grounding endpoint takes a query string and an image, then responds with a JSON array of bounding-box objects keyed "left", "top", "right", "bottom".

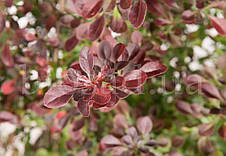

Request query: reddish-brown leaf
[
  {"left": 198, "top": 123, "right": 215, "bottom": 136},
  {"left": 79, "top": 46, "right": 94, "bottom": 76},
  {"left": 136, "top": 116, "right": 153, "bottom": 135},
  {"left": 182, "top": 10, "right": 195, "bottom": 24},
  {"left": 76, "top": 23, "right": 90, "bottom": 40},
  {"left": 146, "top": 0, "right": 166, "bottom": 17},
  {"left": 82, "top": 0, "right": 103, "bottom": 18},
  {"left": 1, "top": 79, "right": 16, "bottom": 95},
  {"left": 100, "top": 135, "right": 121, "bottom": 148},
  {"left": 109, "top": 18, "right": 127, "bottom": 33},
  {"left": 140, "top": 61, "right": 167, "bottom": 78},
  {"left": 2, "top": 44, "right": 14, "bottom": 67},
  {"left": 200, "top": 82, "right": 223, "bottom": 101},
  {"left": 175, "top": 101, "right": 193, "bottom": 114},
  {"left": 112, "top": 43, "right": 126, "bottom": 62},
  {"left": 64, "top": 34, "right": 79, "bottom": 52},
  {"left": 209, "top": 16, "right": 226, "bottom": 36},
  {"left": 119, "top": 0, "right": 132, "bottom": 9},
  {"left": 124, "top": 70, "right": 147, "bottom": 88},
  {"left": 89, "top": 15, "right": 105, "bottom": 41},
  {"left": 98, "top": 40, "right": 112, "bottom": 61},
  {"left": 44, "top": 85, "right": 74, "bottom": 108},
  {"left": 128, "top": 0, "right": 147, "bottom": 28}
]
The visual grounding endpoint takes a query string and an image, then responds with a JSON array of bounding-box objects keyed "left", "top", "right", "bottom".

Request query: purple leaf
[
  {"left": 126, "top": 43, "right": 140, "bottom": 60},
  {"left": 124, "top": 70, "right": 147, "bottom": 88},
  {"left": 98, "top": 40, "right": 112, "bottom": 61},
  {"left": 200, "top": 82, "right": 223, "bottom": 101},
  {"left": 136, "top": 116, "right": 153, "bottom": 135},
  {"left": 44, "top": 85, "right": 74, "bottom": 108},
  {"left": 100, "top": 135, "right": 121, "bottom": 148},
  {"left": 64, "top": 34, "right": 79, "bottom": 52},
  {"left": 89, "top": 15, "right": 105, "bottom": 41},
  {"left": 112, "top": 43, "right": 126, "bottom": 62},
  {"left": 109, "top": 18, "right": 127, "bottom": 33},
  {"left": 198, "top": 123, "right": 215, "bottom": 137},
  {"left": 79, "top": 46, "right": 94, "bottom": 76},
  {"left": 77, "top": 99, "right": 92, "bottom": 117},
  {"left": 140, "top": 61, "right": 167, "bottom": 78},
  {"left": 81, "top": 0, "right": 103, "bottom": 19},
  {"left": 147, "top": 0, "right": 166, "bottom": 17},
  {"left": 128, "top": 0, "right": 147, "bottom": 28},
  {"left": 175, "top": 101, "right": 193, "bottom": 115},
  {"left": 76, "top": 23, "right": 90, "bottom": 40},
  {"left": 92, "top": 88, "right": 111, "bottom": 105}
]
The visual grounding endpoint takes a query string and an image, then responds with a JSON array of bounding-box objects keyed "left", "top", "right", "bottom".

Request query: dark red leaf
[
  {"left": 200, "top": 82, "right": 223, "bottom": 101},
  {"left": 140, "top": 61, "right": 167, "bottom": 78},
  {"left": 98, "top": 40, "right": 112, "bottom": 61},
  {"left": 131, "top": 31, "right": 143, "bottom": 45},
  {"left": 64, "top": 34, "right": 79, "bottom": 52},
  {"left": 183, "top": 74, "right": 204, "bottom": 88},
  {"left": 44, "top": 85, "right": 74, "bottom": 108},
  {"left": 89, "top": 15, "right": 105, "bottom": 41},
  {"left": 126, "top": 43, "right": 140, "bottom": 60},
  {"left": 112, "top": 43, "right": 126, "bottom": 62},
  {"left": 76, "top": 23, "right": 90, "bottom": 40},
  {"left": 0, "top": 14, "right": 5, "bottom": 34},
  {"left": 127, "top": 126, "right": 138, "bottom": 139},
  {"left": 124, "top": 70, "right": 147, "bottom": 88},
  {"left": 120, "top": 0, "right": 132, "bottom": 9},
  {"left": 100, "top": 135, "right": 121, "bottom": 148},
  {"left": 209, "top": 16, "right": 226, "bottom": 36},
  {"left": 109, "top": 18, "right": 127, "bottom": 33},
  {"left": 114, "top": 114, "right": 128, "bottom": 130},
  {"left": 218, "top": 125, "right": 226, "bottom": 140},
  {"left": 71, "top": 118, "right": 85, "bottom": 131},
  {"left": 146, "top": 0, "right": 166, "bottom": 17},
  {"left": 198, "top": 123, "right": 214, "bottom": 137},
  {"left": 2, "top": 44, "right": 14, "bottom": 67},
  {"left": 81, "top": 0, "right": 103, "bottom": 18},
  {"left": 175, "top": 101, "right": 193, "bottom": 115},
  {"left": 77, "top": 99, "right": 92, "bottom": 117},
  {"left": 122, "top": 135, "right": 133, "bottom": 145},
  {"left": 136, "top": 116, "right": 153, "bottom": 135},
  {"left": 45, "top": 15, "right": 56, "bottom": 30},
  {"left": 114, "top": 88, "right": 130, "bottom": 99},
  {"left": 111, "top": 147, "right": 127, "bottom": 156},
  {"left": 196, "top": 0, "right": 205, "bottom": 9},
  {"left": 1, "top": 79, "right": 16, "bottom": 95},
  {"left": 92, "top": 88, "right": 111, "bottom": 105},
  {"left": 79, "top": 46, "right": 94, "bottom": 76},
  {"left": 128, "top": 0, "right": 147, "bottom": 28},
  {"left": 0, "top": 111, "right": 18, "bottom": 124},
  {"left": 163, "top": 0, "right": 179, "bottom": 9}
]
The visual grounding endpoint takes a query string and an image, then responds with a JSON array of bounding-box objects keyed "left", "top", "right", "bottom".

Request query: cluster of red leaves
[{"left": 44, "top": 40, "right": 167, "bottom": 117}]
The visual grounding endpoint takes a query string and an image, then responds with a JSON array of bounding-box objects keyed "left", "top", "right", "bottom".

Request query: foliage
[{"left": 0, "top": 0, "right": 226, "bottom": 156}]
